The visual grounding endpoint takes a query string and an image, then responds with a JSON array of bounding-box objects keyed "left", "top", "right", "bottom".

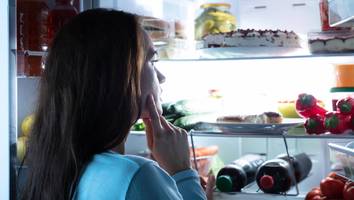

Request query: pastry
[
  {"left": 308, "top": 31, "right": 354, "bottom": 53},
  {"left": 202, "top": 29, "right": 301, "bottom": 48},
  {"left": 217, "top": 112, "right": 283, "bottom": 124}
]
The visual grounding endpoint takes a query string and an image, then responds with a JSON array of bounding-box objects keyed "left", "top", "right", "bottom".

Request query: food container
[
  {"left": 195, "top": 3, "right": 236, "bottom": 40},
  {"left": 328, "top": 142, "right": 354, "bottom": 180},
  {"left": 328, "top": 0, "right": 354, "bottom": 27},
  {"left": 330, "top": 87, "right": 354, "bottom": 110},
  {"left": 333, "top": 64, "right": 354, "bottom": 88}
]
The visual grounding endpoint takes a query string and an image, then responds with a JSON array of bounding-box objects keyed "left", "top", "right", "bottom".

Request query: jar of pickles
[{"left": 195, "top": 3, "right": 236, "bottom": 40}]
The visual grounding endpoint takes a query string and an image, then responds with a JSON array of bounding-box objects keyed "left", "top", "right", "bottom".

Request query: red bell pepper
[
  {"left": 304, "top": 114, "right": 327, "bottom": 135},
  {"left": 337, "top": 97, "right": 354, "bottom": 115},
  {"left": 350, "top": 114, "right": 354, "bottom": 131},
  {"left": 320, "top": 176, "right": 345, "bottom": 199},
  {"left": 324, "top": 111, "right": 351, "bottom": 134},
  {"left": 343, "top": 181, "right": 354, "bottom": 200},
  {"left": 296, "top": 93, "right": 327, "bottom": 118}
]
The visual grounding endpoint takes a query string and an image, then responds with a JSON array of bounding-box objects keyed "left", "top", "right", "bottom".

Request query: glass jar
[
  {"left": 333, "top": 64, "right": 354, "bottom": 88},
  {"left": 47, "top": 0, "right": 78, "bottom": 47},
  {"left": 195, "top": 3, "right": 236, "bottom": 40},
  {"left": 17, "top": 0, "right": 49, "bottom": 76}
]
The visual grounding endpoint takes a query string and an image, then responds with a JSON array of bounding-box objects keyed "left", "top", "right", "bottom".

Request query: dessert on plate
[{"left": 201, "top": 29, "right": 301, "bottom": 48}]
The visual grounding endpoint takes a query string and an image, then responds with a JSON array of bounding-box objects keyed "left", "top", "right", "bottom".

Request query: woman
[{"left": 21, "top": 9, "right": 214, "bottom": 200}]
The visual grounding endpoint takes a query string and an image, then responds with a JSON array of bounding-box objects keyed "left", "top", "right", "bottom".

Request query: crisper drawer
[{"left": 237, "top": 0, "right": 321, "bottom": 33}]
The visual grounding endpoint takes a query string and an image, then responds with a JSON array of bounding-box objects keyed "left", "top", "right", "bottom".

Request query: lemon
[
  {"left": 21, "top": 114, "right": 34, "bottom": 136},
  {"left": 277, "top": 101, "right": 301, "bottom": 118},
  {"left": 17, "top": 136, "right": 27, "bottom": 162}
]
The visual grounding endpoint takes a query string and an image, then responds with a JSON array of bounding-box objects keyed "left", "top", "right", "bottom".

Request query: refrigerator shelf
[
  {"left": 130, "top": 130, "right": 354, "bottom": 139},
  {"left": 212, "top": 192, "right": 304, "bottom": 200},
  {"left": 11, "top": 49, "right": 47, "bottom": 57},
  {"left": 212, "top": 172, "right": 319, "bottom": 200},
  {"left": 160, "top": 47, "right": 354, "bottom": 61}
]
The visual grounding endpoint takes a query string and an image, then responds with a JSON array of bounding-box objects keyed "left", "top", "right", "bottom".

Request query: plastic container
[
  {"left": 195, "top": 3, "right": 236, "bottom": 40},
  {"left": 330, "top": 87, "right": 354, "bottom": 111},
  {"left": 328, "top": 142, "right": 354, "bottom": 180},
  {"left": 216, "top": 154, "right": 265, "bottom": 192},
  {"left": 319, "top": 0, "right": 343, "bottom": 31}
]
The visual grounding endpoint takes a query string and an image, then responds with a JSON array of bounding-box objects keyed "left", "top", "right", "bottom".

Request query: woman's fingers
[
  {"left": 159, "top": 116, "right": 174, "bottom": 132},
  {"left": 146, "top": 94, "right": 162, "bottom": 136},
  {"left": 206, "top": 173, "right": 216, "bottom": 200},
  {"left": 142, "top": 118, "right": 154, "bottom": 150}
]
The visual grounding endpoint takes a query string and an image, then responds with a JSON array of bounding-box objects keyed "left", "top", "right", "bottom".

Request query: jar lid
[
  {"left": 330, "top": 87, "right": 354, "bottom": 93},
  {"left": 201, "top": 3, "right": 231, "bottom": 9}
]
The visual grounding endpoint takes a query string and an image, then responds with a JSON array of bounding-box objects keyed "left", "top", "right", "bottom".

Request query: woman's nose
[{"left": 156, "top": 68, "right": 166, "bottom": 84}]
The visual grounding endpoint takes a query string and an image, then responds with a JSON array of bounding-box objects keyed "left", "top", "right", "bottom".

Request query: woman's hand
[
  {"left": 206, "top": 173, "right": 215, "bottom": 200},
  {"left": 143, "top": 94, "right": 191, "bottom": 175}
]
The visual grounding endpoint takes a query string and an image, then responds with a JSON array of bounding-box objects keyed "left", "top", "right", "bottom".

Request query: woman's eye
[{"left": 149, "top": 59, "right": 158, "bottom": 66}]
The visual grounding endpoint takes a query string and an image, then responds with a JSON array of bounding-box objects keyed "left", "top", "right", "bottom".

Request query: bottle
[
  {"left": 47, "top": 0, "right": 78, "bottom": 47},
  {"left": 256, "top": 153, "right": 312, "bottom": 194},
  {"left": 17, "top": 0, "right": 49, "bottom": 76},
  {"left": 216, "top": 154, "right": 265, "bottom": 192}
]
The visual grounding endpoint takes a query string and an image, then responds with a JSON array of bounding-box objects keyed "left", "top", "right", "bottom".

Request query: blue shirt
[{"left": 75, "top": 152, "right": 206, "bottom": 200}]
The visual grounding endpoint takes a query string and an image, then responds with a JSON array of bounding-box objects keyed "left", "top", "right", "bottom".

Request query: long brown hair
[{"left": 21, "top": 9, "right": 145, "bottom": 200}]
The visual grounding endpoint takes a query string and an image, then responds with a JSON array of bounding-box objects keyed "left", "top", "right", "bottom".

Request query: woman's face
[{"left": 140, "top": 31, "right": 166, "bottom": 118}]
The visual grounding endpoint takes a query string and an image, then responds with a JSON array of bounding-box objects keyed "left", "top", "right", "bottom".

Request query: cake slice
[{"left": 202, "top": 29, "right": 301, "bottom": 48}]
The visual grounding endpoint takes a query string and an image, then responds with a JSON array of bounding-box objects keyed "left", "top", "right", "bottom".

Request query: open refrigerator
[{"left": 3, "top": 0, "right": 354, "bottom": 199}]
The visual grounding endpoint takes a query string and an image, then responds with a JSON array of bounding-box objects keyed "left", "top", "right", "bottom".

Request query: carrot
[{"left": 190, "top": 145, "right": 218, "bottom": 157}]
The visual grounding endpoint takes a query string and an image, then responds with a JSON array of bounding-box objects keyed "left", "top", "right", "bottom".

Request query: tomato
[
  {"left": 305, "top": 187, "right": 323, "bottom": 200},
  {"left": 328, "top": 172, "right": 349, "bottom": 184},
  {"left": 343, "top": 181, "right": 354, "bottom": 200},
  {"left": 320, "top": 177, "right": 345, "bottom": 199}
]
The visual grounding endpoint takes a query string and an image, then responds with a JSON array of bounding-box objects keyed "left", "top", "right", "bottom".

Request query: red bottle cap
[{"left": 260, "top": 175, "right": 274, "bottom": 190}]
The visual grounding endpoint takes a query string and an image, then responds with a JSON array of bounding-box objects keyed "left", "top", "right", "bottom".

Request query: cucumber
[
  {"left": 131, "top": 119, "right": 145, "bottom": 131},
  {"left": 173, "top": 114, "right": 216, "bottom": 131}
]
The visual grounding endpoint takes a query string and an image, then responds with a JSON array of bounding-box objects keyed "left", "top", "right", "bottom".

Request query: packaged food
[{"left": 195, "top": 3, "right": 236, "bottom": 40}]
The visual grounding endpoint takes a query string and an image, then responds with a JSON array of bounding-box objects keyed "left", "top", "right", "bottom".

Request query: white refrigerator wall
[{"left": 0, "top": 1, "right": 10, "bottom": 199}]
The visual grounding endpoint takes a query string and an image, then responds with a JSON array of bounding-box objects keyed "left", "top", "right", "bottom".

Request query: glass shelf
[
  {"left": 130, "top": 130, "right": 354, "bottom": 139},
  {"left": 189, "top": 130, "right": 354, "bottom": 139},
  {"left": 212, "top": 192, "right": 304, "bottom": 200},
  {"left": 11, "top": 48, "right": 354, "bottom": 62},
  {"left": 160, "top": 47, "right": 354, "bottom": 61},
  {"left": 11, "top": 49, "right": 46, "bottom": 57}
]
